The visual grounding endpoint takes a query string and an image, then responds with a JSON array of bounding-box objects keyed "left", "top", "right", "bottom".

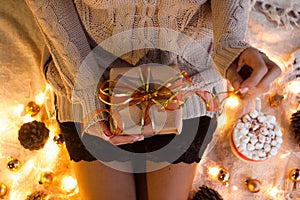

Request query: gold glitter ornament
[
  {"left": 217, "top": 168, "right": 230, "bottom": 186},
  {"left": 245, "top": 179, "right": 262, "bottom": 193},
  {"left": 7, "top": 157, "right": 21, "bottom": 171},
  {"left": 269, "top": 94, "right": 284, "bottom": 107},
  {"left": 289, "top": 168, "right": 300, "bottom": 182},
  {"left": 39, "top": 172, "right": 54, "bottom": 185},
  {"left": 25, "top": 101, "right": 40, "bottom": 116},
  {"left": 53, "top": 134, "right": 64, "bottom": 145},
  {"left": 0, "top": 183, "right": 8, "bottom": 197}
]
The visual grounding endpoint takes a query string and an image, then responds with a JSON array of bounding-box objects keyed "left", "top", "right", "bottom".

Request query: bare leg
[
  {"left": 72, "top": 160, "right": 137, "bottom": 200},
  {"left": 145, "top": 162, "right": 198, "bottom": 200}
]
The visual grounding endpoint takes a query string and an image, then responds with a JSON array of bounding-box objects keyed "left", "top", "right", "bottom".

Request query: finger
[
  {"left": 254, "top": 56, "right": 282, "bottom": 92},
  {"left": 109, "top": 134, "right": 144, "bottom": 145},
  {"left": 240, "top": 54, "right": 268, "bottom": 89},
  {"left": 226, "top": 64, "right": 244, "bottom": 90}
]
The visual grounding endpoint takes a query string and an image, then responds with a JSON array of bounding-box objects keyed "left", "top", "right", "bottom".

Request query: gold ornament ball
[
  {"left": 269, "top": 94, "right": 284, "bottom": 107},
  {"left": 289, "top": 168, "right": 300, "bottom": 182},
  {"left": 39, "top": 172, "right": 54, "bottom": 185},
  {"left": 53, "top": 134, "right": 64, "bottom": 145},
  {"left": 246, "top": 179, "right": 262, "bottom": 193},
  {"left": 7, "top": 158, "right": 21, "bottom": 171},
  {"left": 217, "top": 168, "right": 230, "bottom": 184},
  {"left": 0, "top": 183, "right": 8, "bottom": 197},
  {"left": 25, "top": 101, "right": 40, "bottom": 116}
]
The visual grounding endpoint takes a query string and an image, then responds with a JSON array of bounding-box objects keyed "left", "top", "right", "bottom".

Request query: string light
[
  {"left": 35, "top": 93, "right": 45, "bottom": 105},
  {"left": 61, "top": 176, "right": 77, "bottom": 193},
  {"left": 279, "top": 151, "right": 291, "bottom": 159},
  {"left": 0, "top": 119, "right": 7, "bottom": 131},
  {"left": 287, "top": 81, "right": 300, "bottom": 94},
  {"left": 268, "top": 187, "right": 279, "bottom": 198},
  {"left": 23, "top": 114, "right": 34, "bottom": 123},
  {"left": 208, "top": 166, "right": 220, "bottom": 177},
  {"left": 14, "top": 104, "right": 24, "bottom": 116},
  {"left": 226, "top": 95, "right": 240, "bottom": 109}
]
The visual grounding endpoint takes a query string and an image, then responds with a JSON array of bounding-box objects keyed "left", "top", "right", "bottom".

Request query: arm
[
  {"left": 211, "top": 0, "right": 251, "bottom": 78},
  {"left": 211, "top": 0, "right": 281, "bottom": 94}
]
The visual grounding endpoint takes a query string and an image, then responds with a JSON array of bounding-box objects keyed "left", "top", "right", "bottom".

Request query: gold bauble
[
  {"left": 25, "top": 101, "right": 40, "bottom": 116},
  {"left": 246, "top": 179, "right": 262, "bottom": 193},
  {"left": 217, "top": 168, "right": 230, "bottom": 185},
  {"left": 289, "top": 168, "right": 300, "bottom": 182},
  {"left": 39, "top": 172, "right": 54, "bottom": 185},
  {"left": 269, "top": 94, "right": 284, "bottom": 107},
  {"left": 0, "top": 183, "right": 8, "bottom": 197},
  {"left": 53, "top": 134, "right": 64, "bottom": 145},
  {"left": 7, "top": 157, "right": 21, "bottom": 171}
]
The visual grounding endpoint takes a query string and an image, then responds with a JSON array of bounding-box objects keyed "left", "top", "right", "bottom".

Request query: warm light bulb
[
  {"left": 208, "top": 166, "right": 220, "bottom": 177},
  {"left": 23, "top": 114, "right": 34, "bottom": 123},
  {"left": 42, "top": 140, "right": 59, "bottom": 163},
  {"left": 226, "top": 95, "right": 240, "bottom": 108},
  {"left": 279, "top": 152, "right": 290, "bottom": 159},
  {"left": 232, "top": 185, "right": 238, "bottom": 191},
  {"left": 35, "top": 93, "right": 45, "bottom": 105},
  {"left": 14, "top": 104, "right": 24, "bottom": 116},
  {"left": 23, "top": 159, "right": 35, "bottom": 175},
  {"left": 46, "top": 84, "right": 52, "bottom": 90},
  {"left": 61, "top": 176, "right": 77, "bottom": 193},
  {"left": 268, "top": 187, "right": 279, "bottom": 198},
  {"left": 287, "top": 81, "right": 300, "bottom": 94},
  {"left": 0, "top": 119, "right": 7, "bottom": 131}
]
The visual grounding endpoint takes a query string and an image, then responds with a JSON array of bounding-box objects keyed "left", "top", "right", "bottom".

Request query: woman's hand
[
  {"left": 86, "top": 122, "right": 144, "bottom": 146},
  {"left": 226, "top": 47, "right": 281, "bottom": 94}
]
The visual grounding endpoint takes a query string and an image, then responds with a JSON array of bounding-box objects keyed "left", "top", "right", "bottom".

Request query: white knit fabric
[{"left": 26, "top": 0, "right": 251, "bottom": 122}]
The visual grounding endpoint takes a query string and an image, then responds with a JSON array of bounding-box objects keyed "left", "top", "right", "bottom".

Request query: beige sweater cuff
[{"left": 212, "top": 40, "right": 251, "bottom": 78}]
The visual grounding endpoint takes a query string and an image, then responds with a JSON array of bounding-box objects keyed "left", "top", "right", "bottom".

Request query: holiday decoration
[
  {"left": 18, "top": 120, "right": 49, "bottom": 151},
  {"left": 7, "top": 157, "right": 21, "bottom": 171},
  {"left": 245, "top": 179, "right": 262, "bottom": 193},
  {"left": 0, "top": 183, "right": 8, "bottom": 198},
  {"left": 39, "top": 171, "right": 54, "bottom": 185},
  {"left": 84, "top": 65, "right": 238, "bottom": 137},
  {"left": 290, "top": 110, "right": 300, "bottom": 145},
  {"left": 268, "top": 93, "right": 284, "bottom": 107},
  {"left": 25, "top": 101, "right": 41, "bottom": 116},
  {"left": 231, "top": 98, "right": 283, "bottom": 162},
  {"left": 289, "top": 168, "right": 300, "bottom": 183},
  {"left": 217, "top": 168, "right": 230, "bottom": 186},
  {"left": 25, "top": 191, "right": 47, "bottom": 200},
  {"left": 53, "top": 134, "right": 64, "bottom": 145},
  {"left": 191, "top": 185, "right": 224, "bottom": 200}
]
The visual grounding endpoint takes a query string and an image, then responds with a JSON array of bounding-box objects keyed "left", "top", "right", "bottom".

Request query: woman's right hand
[{"left": 86, "top": 122, "right": 144, "bottom": 145}]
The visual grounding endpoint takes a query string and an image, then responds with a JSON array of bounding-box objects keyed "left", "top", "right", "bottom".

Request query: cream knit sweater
[{"left": 26, "top": 0, "right": 251, "bottom": 123}]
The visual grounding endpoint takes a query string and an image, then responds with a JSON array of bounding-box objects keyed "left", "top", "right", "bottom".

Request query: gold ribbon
[{"left": 83, "top": 67, "right": 238, "bottom": 137}]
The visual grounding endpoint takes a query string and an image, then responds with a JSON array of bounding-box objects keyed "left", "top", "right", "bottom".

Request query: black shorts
[{"left": 59, "top": 116, "right": 216, "bottom": 164}]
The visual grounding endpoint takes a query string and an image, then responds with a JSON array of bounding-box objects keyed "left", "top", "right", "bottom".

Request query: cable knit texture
[{"left": 26, "top": 0, "right": 251, "bottom": 122}]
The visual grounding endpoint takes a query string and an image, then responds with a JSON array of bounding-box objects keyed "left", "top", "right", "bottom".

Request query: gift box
[{"left": 106, "top": 65, "right": 184, "bottom": 136}]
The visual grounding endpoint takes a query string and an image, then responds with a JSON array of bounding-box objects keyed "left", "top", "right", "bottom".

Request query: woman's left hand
[{"left": 226, "top": 47, "right": 281, "bottom": 94}]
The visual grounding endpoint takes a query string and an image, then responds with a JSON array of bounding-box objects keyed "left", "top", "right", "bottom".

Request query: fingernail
[{"left": 239, "top": 87, "right": 249, "bottom": 94}]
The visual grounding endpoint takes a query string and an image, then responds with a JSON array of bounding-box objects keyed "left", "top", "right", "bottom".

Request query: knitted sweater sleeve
[
  {"left": 211, "top": 0, "right": 251, "bottom": 77},
  {"left": 25, "top": 0, "right": 107, "bottom": 122}
]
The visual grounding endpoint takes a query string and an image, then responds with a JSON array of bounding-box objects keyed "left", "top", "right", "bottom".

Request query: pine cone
[
  {"left": 18, "top": 121, "right": 49, "bottom": 151},
  {"left": 192, "top": 185, "right": 223, "bottom": 200},
  {"left": 25, "top": 191, "right": 47, "bottom": 200},
  {"left": 291, "top": 110, "right": 300, "bottom": 145}
]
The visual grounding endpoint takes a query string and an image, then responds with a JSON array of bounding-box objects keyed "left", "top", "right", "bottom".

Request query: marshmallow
[
  {"left": 247, "top": 143, "right": 255, "bottom": 151},
  {"left": 232, "top": 110, "right": 282, "bottom": 161},
  {"left": 249, "top": 110, "right": 259, "bottom": 118},
  {"left": 263, "top": 144, "right": 271, "bottom": 152}
]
